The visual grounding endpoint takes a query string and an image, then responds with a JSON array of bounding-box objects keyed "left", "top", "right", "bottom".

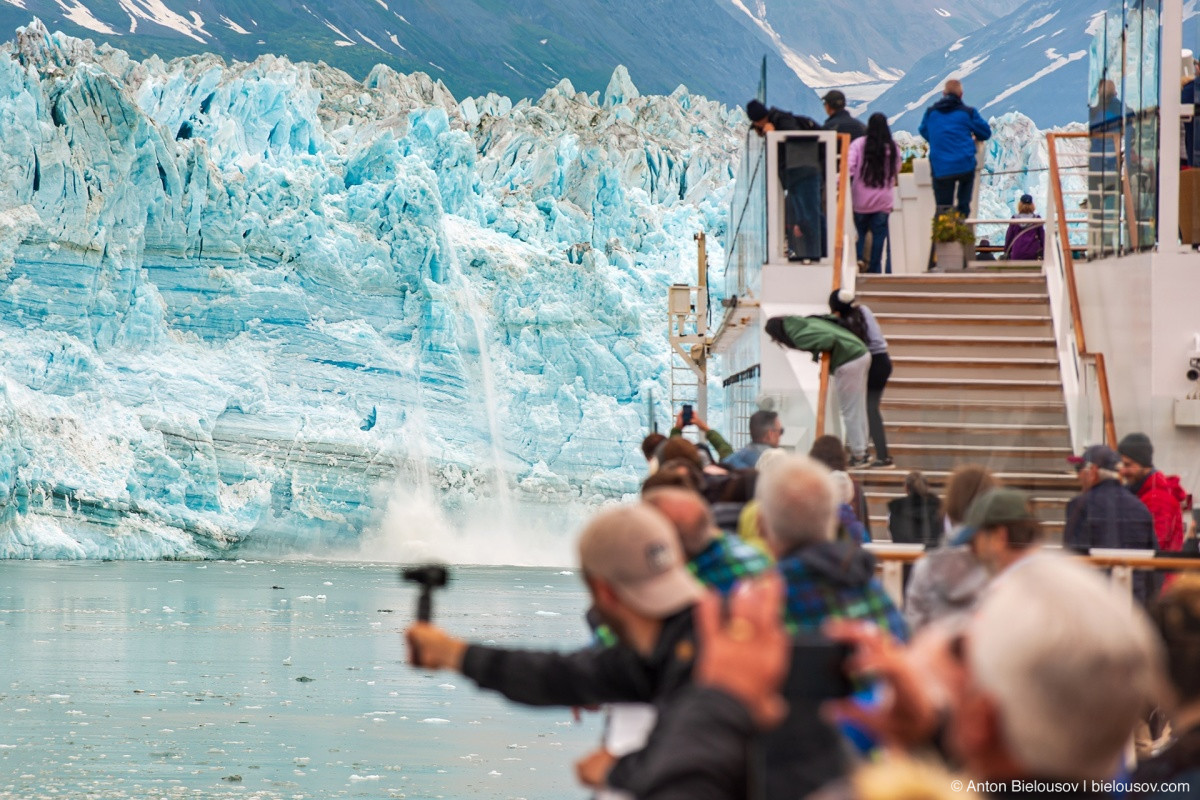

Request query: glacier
[
  {"left": 0, "top": 21, "right": 1058, "bottom": 562},
  {"left": 0, "top": 20, "right": 742, "bottom": 561}
]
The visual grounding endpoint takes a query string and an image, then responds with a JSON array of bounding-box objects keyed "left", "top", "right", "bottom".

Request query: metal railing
[{"left": 1046, "top": 131, "right": 1118, "bottom": 448}]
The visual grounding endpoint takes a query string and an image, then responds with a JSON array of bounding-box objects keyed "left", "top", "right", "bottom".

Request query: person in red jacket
[{"left": 1117, "top": 432, "right": 1188, "bottom": 551}]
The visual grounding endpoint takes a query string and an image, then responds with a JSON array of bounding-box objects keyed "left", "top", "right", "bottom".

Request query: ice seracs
[{"left": 0, "top": 19, "right": 741, "bottom": 560}]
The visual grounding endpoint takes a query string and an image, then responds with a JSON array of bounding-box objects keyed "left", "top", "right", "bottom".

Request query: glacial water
[{"left": 0, "top": 561, "right": 600, "bottom": 799}]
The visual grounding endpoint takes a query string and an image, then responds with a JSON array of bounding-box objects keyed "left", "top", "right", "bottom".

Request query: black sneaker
[
  {"left": 848, "top": 455, "right": 872, "bottom": 469},
  {"left": 868, "top": 458, "right": 895, "bottom": 469}
]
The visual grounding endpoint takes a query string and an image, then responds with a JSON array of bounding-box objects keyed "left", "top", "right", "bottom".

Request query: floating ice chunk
[
  {"left": 437, "top": 683, "right": 455, "bottom": 690},
  {"left": 534, "top": 610, "right": 560, "bottom": 616},
  {"left": 421, "top": 718, "right": 450, "bottom": 724}
]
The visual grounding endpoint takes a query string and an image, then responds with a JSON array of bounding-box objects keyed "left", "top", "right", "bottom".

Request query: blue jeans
[
  {"left": 854, "top": 211, "right": 891, "bottom": 274},
  {"left": 932, "top": 171, "right": 975, "bottom": 218},
  {"left": 785, "top": 166, "right": 824, "bottom": 260}
]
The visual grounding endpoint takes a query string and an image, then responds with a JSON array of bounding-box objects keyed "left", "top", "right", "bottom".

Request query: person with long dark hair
[
  {"left": 847, "top": 112, "right": 902, "bottom": 273},
  {"left": 829, "top": 289, "right": 892, "bottom": 468}
]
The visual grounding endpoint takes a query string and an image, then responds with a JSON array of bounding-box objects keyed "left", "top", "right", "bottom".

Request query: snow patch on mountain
[{"left": 56, "top": 0, "right": 116, "bottom": 35}]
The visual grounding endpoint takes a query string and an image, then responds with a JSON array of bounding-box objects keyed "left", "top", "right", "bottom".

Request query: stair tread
[
  {"left": 856, "top": 292, "right": 1049, "bottom": 302},
  {"left": 891, "top": 355, "right": 1059, "bottom": 366},
  {"left": 857, "top": 275, "right": 1044, "bottom": 284},
  {"left": 866, "top": 491, "right": 1069, "bottom": 504},
  {"left": 874, "top": 313, "right": 1051, "bottom": 323},
  {"left": 851, "top": 469, "right": 1079, "bottom": 484},
  {"left": 886, "top": 421, "right": 1069, "bottom": 431},
  {"left": 886, "top": 335, "right": 1056, "bottom": 345},
  {"left": 889, "top": 377, "right": 1063, "bottom": 386},
  {"left": 887, "top": 443, "right": 1073, "bottom": 453},
  {"left": 881, "top": 398, "right": 1065, "bottom": 409},
  {"left": 868, "top": 515, "right": 1064, "bottom": 528}
]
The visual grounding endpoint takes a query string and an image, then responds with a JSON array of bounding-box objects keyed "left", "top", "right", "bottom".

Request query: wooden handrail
[
  {"left": 864, "top": 544, "right": 1200, "bottom": 571},
  {"left": 1046, "top": 132, "right": 1119, "bottom": 447},
  {"left": 816, "top": 133, "right": 853, "bottom": 437}
]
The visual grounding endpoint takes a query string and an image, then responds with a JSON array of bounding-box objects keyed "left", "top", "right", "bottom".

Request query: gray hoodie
[{"left": 903, "top": 545, "right": 990, "bottom": 632}]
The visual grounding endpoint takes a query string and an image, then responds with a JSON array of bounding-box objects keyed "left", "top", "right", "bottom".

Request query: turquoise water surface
[{"left": 0, "top": 561, "right": 599, "bottom": 799}]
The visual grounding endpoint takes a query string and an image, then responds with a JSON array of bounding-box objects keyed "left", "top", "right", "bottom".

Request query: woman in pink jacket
[{"left": 848, "top": 113, "right": 903, "bottom": 274}]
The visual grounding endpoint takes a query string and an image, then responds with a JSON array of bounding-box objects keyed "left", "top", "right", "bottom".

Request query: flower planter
[{"left": 935, "top": 241, "right": 965, "bottom": 271}]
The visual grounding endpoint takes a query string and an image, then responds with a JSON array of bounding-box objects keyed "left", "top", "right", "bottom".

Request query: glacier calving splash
[{"left": 0, "top": 22, "right": 741, "bottom": 560}]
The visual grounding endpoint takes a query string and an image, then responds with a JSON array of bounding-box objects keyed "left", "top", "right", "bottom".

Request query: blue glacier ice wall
[{"left": 0, "top": 21, "right": 742, "bottom": 560}]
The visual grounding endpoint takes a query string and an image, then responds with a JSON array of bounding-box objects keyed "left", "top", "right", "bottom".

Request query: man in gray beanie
[{"left": 1117, "top": 432, "right": 1188, "bottom": 551}]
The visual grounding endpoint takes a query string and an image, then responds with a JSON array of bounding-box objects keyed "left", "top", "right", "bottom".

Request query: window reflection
[{"left": 1086, "top": 0, "right": 1161, "bottom": 257}]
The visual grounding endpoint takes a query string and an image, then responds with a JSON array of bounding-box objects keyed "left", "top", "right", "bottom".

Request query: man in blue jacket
[{"left": 918, "top": 79, "right": 992, "bottom": 218}]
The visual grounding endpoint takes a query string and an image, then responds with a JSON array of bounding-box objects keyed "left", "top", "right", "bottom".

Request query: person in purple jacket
[
  {"left": 848, "top": 113, "right": 902, "bottom": 274},
  {"left": 1004, "top": 193, "right": 1045, "bottom": 260}
]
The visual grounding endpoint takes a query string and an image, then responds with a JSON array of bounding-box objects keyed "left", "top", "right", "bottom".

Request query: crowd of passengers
[
  {"left": 400, "top": 79, "right": 1199, "bottom": 800},
  {"left": 405, "top": 421, "right": 1200, "bottom": 800}
]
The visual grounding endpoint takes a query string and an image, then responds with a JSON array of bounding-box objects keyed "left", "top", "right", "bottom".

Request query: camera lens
[{"left": 1188, "top": 368, "right": 1200, "bottom": 381}]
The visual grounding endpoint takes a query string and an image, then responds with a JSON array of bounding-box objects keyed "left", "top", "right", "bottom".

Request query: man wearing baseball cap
[
  {"left": 950, "top": 487, "right": 1044, "bottom": 576},
  {"left": 820, "top": 90, "right": 866, "bottom": 139},
  {"left": 1065, "top": 443, "right": 1158, "bottom": 603},
  {"left": 405, "top": 503, "right": 712, "bottom": 793},
  {"left": 1117, "top": 432, "right": 1188, "bottom": 552}
]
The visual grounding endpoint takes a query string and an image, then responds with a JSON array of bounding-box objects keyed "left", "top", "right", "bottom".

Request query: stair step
[
  {"left": 869, "top": 443, "right": 1074, "bottom": 473},
  {"left": 858, "top": 292, "right": 1049, "bottom": 304},
  {"left": 874, "top": 313, "right": 1050, "bottom": 322},
  {"left": 866, "top": 491, "right": 1069, "bottom": 509},
  {"left": 891, "top": 356, "right": 1059, "bottom": 368},
  {"left": 881, "top": 398, "right": 1066, "bottom": 412},
  {"left": 879, "top": 398, "right": 1067, "bottom": 425},
  {"left": 862, "top": 293, "right": 1050, "bottom": 317},
  {"left": 867, "top": 516, "right": 1065, "bottom": 539},
  {"left": 890, "top": 355, "right": 1060, "bottom": 381},
  {"left": 885, "top": 421, "right": 1072, "bottom": 447},
  {"left": 857, "top": 274, "right": 1045, "bottom": 293},
  {"left": 887, "top": 377, "right": 1064, "bottom": 401},
  {"left": 886, "top": 335, "right": 1058, "bottom": 359},
  {"left": 851, "top": 468, "right": 1080, "bottom": 490},
  {"left": 887, "top": 443, "right": 1072, "bottom": 457},
  {"left": 886, "top": 335, "right": 1056, "bottom": 347}
]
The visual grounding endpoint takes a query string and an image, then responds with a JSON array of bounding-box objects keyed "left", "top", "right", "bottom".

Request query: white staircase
[{"left": 852, "top": 271, "right": 1078, "bottom": 541}]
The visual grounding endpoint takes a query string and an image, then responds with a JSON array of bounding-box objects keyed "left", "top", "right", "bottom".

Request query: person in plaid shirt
[
  {"left": 756, "top": 454, "right": 908, "bottom": 642},
  {"left": 643, "top": 488, "right": 772, "bottom": 595}
]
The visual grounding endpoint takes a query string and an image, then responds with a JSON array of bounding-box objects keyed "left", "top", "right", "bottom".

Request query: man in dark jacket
[
  {"left": 1064, "top": 444, "right": 1158, "bottom": 604},
  {"left": 918, "top": 79, "right": 992, "bottom": 218},
  {"left": 405, "top": 503, "right": 706, "bottom": 795},
  {"left": 746, "top": 99, "right": 824, "bottom": 259},
  {"left": 626, "top": 573, "right": 790, "bottom": 800},
  {"left": 745, "top": 98, "right": 820, "bottom": 137},
  {"left": 821, "top": 90, "right": 866, "bottom": 139}
]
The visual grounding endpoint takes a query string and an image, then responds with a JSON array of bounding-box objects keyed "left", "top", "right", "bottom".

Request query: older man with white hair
[
  {"left": 827, "top": 554, "right": 1166, "bottom": 799},
  {"left": 757, "top": 454, "right": 906, "bottom": 639}
]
